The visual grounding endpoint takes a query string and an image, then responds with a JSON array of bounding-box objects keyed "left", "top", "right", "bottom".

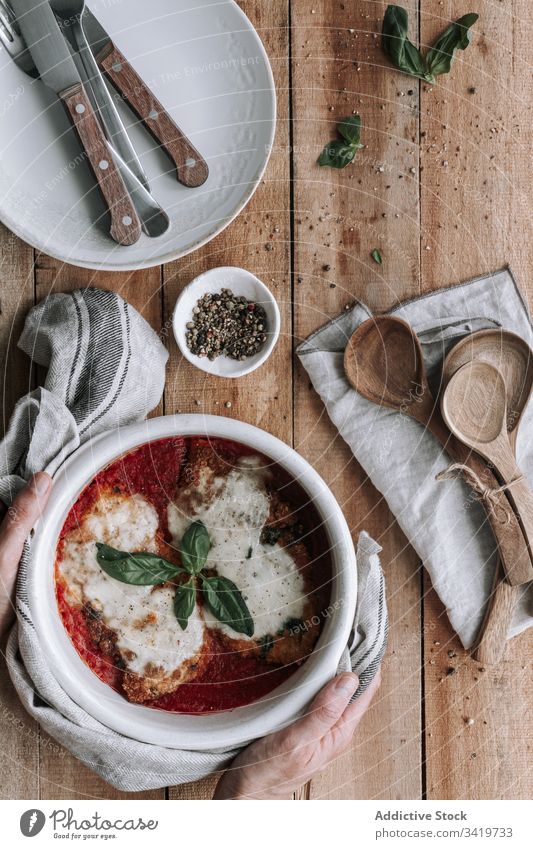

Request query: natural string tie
[{"left": 435, "top": 463, "right": 524, "bottom": 525}]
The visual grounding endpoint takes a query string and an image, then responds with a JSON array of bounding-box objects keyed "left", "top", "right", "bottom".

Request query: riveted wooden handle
[
  {"left": 96, "top": 43, "right": 209, "bottom": 188},
  {"left": 60, "top": 83, "right": 141, "bottom": 246}
]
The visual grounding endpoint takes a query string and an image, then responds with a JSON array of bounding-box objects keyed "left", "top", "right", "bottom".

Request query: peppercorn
[{"left": 185, "top": 288, "right": 268, "bottom": 361}]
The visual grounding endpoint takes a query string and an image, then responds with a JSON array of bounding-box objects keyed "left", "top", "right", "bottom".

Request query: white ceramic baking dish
[{"left": 28, "top": 414, "right": 357, "bottom": 750}]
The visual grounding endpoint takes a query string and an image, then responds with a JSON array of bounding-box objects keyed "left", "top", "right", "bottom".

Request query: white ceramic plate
[
  {"left": 28, "top": 415, "right": 357, "bottom": 750},
  {"left": 0, "top": 0, "right": 276, "bottom": 270}
]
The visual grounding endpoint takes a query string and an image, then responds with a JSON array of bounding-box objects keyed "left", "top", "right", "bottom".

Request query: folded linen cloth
[
  {"left": 297, "top": 267, "right": 533, "bottom": 648},
  {"left": 1, "top": 288, "right": 387, "bottom": 791}
]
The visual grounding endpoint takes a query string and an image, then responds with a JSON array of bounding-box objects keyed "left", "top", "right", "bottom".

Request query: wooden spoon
[
  {"left": 344, "top": 317, "right": 532, "bottom": 586},
  {"left": 442, "top": 329, "right": 533, "bottom": 663},
  {"left": 344, "top": 315, "right": 448, "bottom": 439},
  {"left": 442, "top": 329, "right": 533, "bottom": 452},
  {"left": 443, "top": 360, "right": 533, "bottom": 571}
]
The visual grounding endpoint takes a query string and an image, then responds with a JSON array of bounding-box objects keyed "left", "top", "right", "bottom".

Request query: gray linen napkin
[
  {"left": 1, "top": 288, "right": 386, "bottom": 791},
  {"left": 297, "top": 267, "right": 533, "bottom": 649}
]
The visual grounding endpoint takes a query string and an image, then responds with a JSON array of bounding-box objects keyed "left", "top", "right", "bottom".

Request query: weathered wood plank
[
  {"left": 420, "top": 0, "right": 533, "bottom": 800},
  {"left": 0, "top": 224, "right": 38, "bottom": 799},
  {"left": 0, "top": 225, "right": 35, "bottom": 434},
  {"left": 166, "top": 0, "right": 291, "bottom": 799},
  {"left": 291, "top": 0, "right": 423, "bottom": 799}
]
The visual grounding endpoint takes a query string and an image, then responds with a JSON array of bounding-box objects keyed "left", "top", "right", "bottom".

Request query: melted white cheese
[
  {"left": 59, "top": 493, "right": 204, "bottom": 675},
  {"left": 167, "top": 461, "right": 306, "bottom": 640}
]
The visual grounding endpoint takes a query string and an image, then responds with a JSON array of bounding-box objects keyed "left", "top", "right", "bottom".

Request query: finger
[
  {"left": 286, "top": 673, "right": 359, "bottom": 744},
  {"left": 0, "top": 473, "right": 52, "bottom": 564},
  {"left": 338, "top": 667, "right": 382, "bottom": 730}
]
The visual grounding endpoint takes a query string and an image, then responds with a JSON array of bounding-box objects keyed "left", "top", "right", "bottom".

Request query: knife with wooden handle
[
  {"left": 61, "top": 83, "right": 141, "bottom": 245},
  {"left": 83, "top": 9, "right": 208, "bottom": 188},
  {"left": 10, "top": 0, "right": 141, "bottom": 246}
]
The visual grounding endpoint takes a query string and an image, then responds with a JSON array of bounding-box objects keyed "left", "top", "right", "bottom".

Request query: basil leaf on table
[
  {"left": 318, "top": 115, "right": 364, "bottom": 170},
  {"left": 179, "top": 519, "right": 212, "bottom": 574},
  {"left": 382, "top": 5, "right": 431, "bottom": 81},
  {"left": 95, "top": 543, "right": 181, "bottom": 585},
  {"left": 425, "top": 13, "right": 479, "bottom": 79},
  {"left": 371, "top": 248, "right": 383, "bottom": 265},
  {"left": 318, "top": 140, "right": 357, "bottom": 169},
  {"left": 173, "top": 577, "right": 197, "bottom": 630},
  {"left": 382, "top": 5, "right": 478, "bottom": 83},
  {"left": 201, "top": 575, "right": 255, "bottom": 637},
  {"left": 337, "top": 114, "right": 362, "bottom": 145}
]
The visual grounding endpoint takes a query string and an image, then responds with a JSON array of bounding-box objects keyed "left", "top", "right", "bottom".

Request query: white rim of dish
[
  {"left": 172, "top": 267, "right": 281, "bottom": 377},
  {"left": 0, "top": 1, "right": 277, "bottom": 272},
  {"left": 28, "top": 415, "right": 357, "bottom": 749}
]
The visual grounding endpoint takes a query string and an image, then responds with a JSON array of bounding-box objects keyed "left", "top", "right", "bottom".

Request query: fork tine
[{"left": 0, "top": 0, "right": 37, "bottom": 75}]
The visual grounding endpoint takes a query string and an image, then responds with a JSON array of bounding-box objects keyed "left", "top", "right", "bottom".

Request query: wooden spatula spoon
[
  {"left": 442, "top": 329, "right": 533, "bottom": 453},
  {"left": 344, "top": 317, "right": 532, "bottom": 585},
  {"left": 442, "top": 330, "right": 533, "bottom": 663},
  {"left": 442, "top": 359, "right": 533, "bottom": 568},
  {"left": 344, "top": 315, "right": 447, "bottom": 438}
]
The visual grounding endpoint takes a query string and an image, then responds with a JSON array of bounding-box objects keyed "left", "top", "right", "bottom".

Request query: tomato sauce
[{"left": 55, "top": 436, "right": 331, "bottom": 714}]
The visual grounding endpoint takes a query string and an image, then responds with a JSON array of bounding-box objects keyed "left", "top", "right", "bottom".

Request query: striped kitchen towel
[{"left": 1, "top": 288, "right": 386, "bottom": 791}]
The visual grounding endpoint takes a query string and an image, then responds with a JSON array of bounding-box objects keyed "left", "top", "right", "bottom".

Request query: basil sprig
[
  {"left": 179, "top": 520, "right": 211, "bottom": 574},
  {"left": 425, "top": 13, "right": 479, "bottom": 79},
  {"left": 382, "top": 5, "right": 478, "bottom": 84},
  {"left": 96, "top": 544, "right": 180, "bottom": 585},
  {"left": 173, "top": 577, "right": 196, "bottom": 630},
  {"left": 202, "top": 575, "right": 254, "bottom": 638},
  {"left": 95, "top": 520, "right": 254, "bottom": 636},
  {"left": 318, "top": 114, "right": 364, "bottom": 170}
]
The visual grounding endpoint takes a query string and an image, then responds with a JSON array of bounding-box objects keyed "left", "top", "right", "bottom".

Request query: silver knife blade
[
  {"left": 81, "top": 7, "right": 111, "bottom": 57},
  {"left": 10, "top": 0, "right": 82, "bottom": 93}
]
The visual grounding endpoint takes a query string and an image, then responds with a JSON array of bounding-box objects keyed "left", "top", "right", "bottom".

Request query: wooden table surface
[{"left": 1, "top": 0, "right": 532, "bottom": 800}]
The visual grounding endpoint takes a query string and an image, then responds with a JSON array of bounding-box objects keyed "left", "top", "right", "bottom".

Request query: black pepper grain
[{"left": 185, "top": 288, "right": 268, "bottom": 361}]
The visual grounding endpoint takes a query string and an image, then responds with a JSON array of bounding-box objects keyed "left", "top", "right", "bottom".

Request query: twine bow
[{"left": 436, "top": 463, "right": 524, "bottom": 525}]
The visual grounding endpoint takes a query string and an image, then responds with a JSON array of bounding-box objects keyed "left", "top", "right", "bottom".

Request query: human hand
[
  {"left": 214, "top": 668, "right": 381, "bottom": 800},
  {"left": 0, "top": 473, "right": 52, "bottom": 636}
]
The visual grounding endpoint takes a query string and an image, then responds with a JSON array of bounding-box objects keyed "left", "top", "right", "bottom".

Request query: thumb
[
  {"left": 0, "top": 473, "right": 52, "bottom": 563},
  {"left": 289, "top": 673, "right": 359, "bottom": 740}
]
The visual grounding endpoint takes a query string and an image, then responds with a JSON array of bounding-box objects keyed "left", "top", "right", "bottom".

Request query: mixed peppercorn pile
[{"left": 185, "top": 288, "right": 268, "bottom": 361}]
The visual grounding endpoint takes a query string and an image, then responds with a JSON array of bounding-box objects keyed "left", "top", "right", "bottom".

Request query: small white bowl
[{"left": 172, "top": 267, "right": 281, "bottom": 378}]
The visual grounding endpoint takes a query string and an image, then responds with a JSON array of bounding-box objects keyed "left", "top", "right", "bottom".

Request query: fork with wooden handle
[
  {"left": 77, "top": 5, "right": 209, "bottom": 188},
  {"left": 96, "top": 43, "right": 209, "bottom": 189}
]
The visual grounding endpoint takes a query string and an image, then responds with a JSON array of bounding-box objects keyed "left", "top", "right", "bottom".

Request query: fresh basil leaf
[
  {"left": 381, "top": 3, "right": 408, "bottom": 56},
  {"left": 173, "top": 578, "right": 196, "bottom": 630},
  {"left": 382, "top": 5, "right": 431, "bottom": 81},
  {"left": 201, "top": 575, "right": 254, "bottom": 637},
  {"left": 94, "top": 542, "right": 129, "bottom": 562},
  {"left": 318, "top": 139, "right": 356, "bottom": 169},
  {"left": 425, "top": 13, "right": 479, "bottom": 78},
  {"left": 371, "top": 248, "right": 383, "bottom": 264},
  {"left": 180, "top": 520, "right": 211, "bottom": 575},
  {"left": 95, "top": 543, "right": 180, "bottom": 585},
  {"left": 337, "top": 114, "right": 362, "bottom": 145}
]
